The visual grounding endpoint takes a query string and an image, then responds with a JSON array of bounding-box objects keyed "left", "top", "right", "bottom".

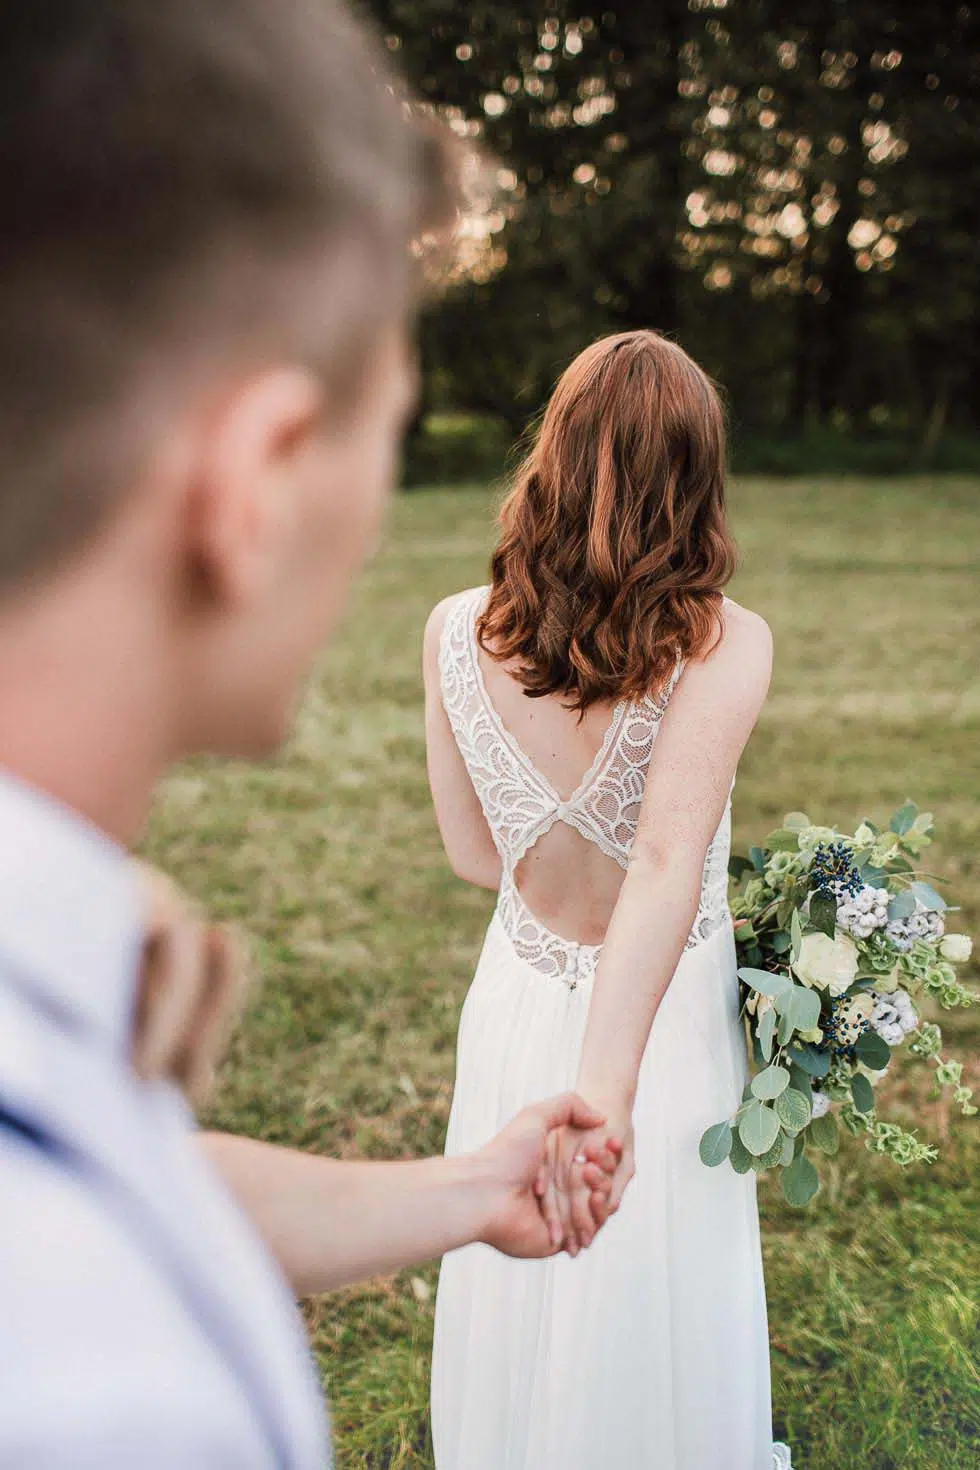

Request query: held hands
[
  {"left": 551, "top": 1100, "right": 635, "bottom": 1255},
  {"left": 473, "top": 1094, "right": 624, "bottom": 1259}
]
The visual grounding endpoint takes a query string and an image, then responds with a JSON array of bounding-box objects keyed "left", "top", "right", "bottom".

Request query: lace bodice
[{"left": 439, "top": 586, "right": 731, "bottom": 986}]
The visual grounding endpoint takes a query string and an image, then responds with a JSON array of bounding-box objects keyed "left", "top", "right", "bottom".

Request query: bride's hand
[{"left": 552, "top": 1105, "right": 634, "bottom": 1255}]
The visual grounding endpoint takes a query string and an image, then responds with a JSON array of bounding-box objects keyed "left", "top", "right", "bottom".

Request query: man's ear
[{"left": 184, "top": 366, "right": 323, "bottom": 607}]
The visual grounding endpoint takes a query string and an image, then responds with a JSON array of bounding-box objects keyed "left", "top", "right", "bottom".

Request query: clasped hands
[
  {"left": 130, "top": 863, "right": 635, "bottom": 1261},
  {"left": 538, "top": 1102, "right": 635, "bottom": 1255}
]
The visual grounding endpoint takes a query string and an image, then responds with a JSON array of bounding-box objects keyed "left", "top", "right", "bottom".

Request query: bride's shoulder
[
  {"left": 718, "top": 594, "right": 772, "bottom": 652},
  {"left": 422, "top": 586, "right": 487, "bottom": 678},
  {"left": 689, "top": 595, "right": 772, "bottom": 682}
]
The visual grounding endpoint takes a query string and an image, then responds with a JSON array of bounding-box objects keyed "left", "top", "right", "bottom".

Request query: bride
[{"left": 423, "top": 330, "right": 792, "bottom": 1469}]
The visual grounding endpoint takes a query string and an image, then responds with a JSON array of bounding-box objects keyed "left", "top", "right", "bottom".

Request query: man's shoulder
[{"left": 0, "top": 1120, "right": 260, "bottom": 1461}]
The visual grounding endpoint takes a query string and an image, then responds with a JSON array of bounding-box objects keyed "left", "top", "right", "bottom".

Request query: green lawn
[{"left": 145, "top": 476, "right": 980, "bottom": 1470}]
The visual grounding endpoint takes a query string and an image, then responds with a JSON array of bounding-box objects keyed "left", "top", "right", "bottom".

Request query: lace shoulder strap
[
  {"left": 437, "top": 587, "right": 486, "bottom": 751},
  {"left": 437, "top": 588, "right": 556, "bottom": 864}
]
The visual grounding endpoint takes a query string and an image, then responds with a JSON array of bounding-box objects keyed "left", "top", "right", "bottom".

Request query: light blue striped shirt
[{"left": 0, "top": 772, "right": 331, "bottom": 1468}]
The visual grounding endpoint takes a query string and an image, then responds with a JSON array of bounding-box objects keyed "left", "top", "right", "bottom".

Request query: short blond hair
[{"left": 0, "top": 0, "right": 456, "bottom": 589}]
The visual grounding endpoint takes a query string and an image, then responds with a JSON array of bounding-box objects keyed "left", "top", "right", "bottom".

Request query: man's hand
[
  {"left": 131, "top": 864, "right": 250, "bottom": 1108},
  {"left": 472, "top": 1093, "right": 619, "bottom": 1259}
]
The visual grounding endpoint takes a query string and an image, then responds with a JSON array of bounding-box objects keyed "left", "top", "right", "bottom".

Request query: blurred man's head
[{"left": 0, "top": 0, "right": 454, "bottom": 760}]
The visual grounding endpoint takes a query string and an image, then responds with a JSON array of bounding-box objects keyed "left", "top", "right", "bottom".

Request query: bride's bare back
[
  {"left": 424, "top": 585, "right": 739, "bottom": 984},
  {"left": 474, "top": 633, "right": 651, "bottom": 947}
]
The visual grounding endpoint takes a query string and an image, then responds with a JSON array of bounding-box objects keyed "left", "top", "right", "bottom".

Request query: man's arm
[{"left": 201, "top": 1092, "right": 616, "bottom": 1296}]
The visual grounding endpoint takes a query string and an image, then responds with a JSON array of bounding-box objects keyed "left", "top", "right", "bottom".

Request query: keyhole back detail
[{"left": 439, "top": 586, "right": 732, "bottom": 985}]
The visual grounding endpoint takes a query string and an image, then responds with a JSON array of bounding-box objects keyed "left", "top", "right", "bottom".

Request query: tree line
[{"left": 367, "top": 1, "right": 980, "bottom": 463}]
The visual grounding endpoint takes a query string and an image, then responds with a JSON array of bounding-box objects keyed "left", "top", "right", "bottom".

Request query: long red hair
[{"left": 478, "top": 330, "right": 736, "bottom": 712}]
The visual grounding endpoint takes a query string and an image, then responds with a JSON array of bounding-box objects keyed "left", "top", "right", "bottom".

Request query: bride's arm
[
  {"left": 422, "top": 597, "right": 502, "bottom": 891},
  {"left": 559, "top": 603, "right": 773, "bottom": 1248}
]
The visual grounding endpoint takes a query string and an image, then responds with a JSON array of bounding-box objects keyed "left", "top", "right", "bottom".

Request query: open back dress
[{"left": 430, "top": 585, "right": 791, "bottom": 1470}]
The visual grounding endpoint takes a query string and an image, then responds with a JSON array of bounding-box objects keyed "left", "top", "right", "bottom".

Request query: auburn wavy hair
[{"left": 478, "top": 330, "right": 737, "bottom": 712}]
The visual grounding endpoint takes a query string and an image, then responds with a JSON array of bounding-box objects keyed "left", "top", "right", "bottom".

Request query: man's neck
[{"left": 0, "top": 569, "right": 175, "bottom": 847}]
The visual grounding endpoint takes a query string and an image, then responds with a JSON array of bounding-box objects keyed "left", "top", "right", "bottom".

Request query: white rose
[
  {"left": 940, "top": 934, "right": 973, "bottom": 964},
  {"left": 794, "top": 931, "right": 860, "bottom": 996}
]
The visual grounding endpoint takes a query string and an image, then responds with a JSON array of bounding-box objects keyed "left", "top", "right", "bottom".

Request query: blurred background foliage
[{"left": 361, "top": 1, "right": 980, "bottom": 481}]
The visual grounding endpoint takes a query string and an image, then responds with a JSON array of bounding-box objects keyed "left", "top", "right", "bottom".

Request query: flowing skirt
[{"left": 431, "top": 912, "right": 791, "bottom": 1470}]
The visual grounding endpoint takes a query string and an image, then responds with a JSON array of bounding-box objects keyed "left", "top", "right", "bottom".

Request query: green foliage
[
  {"left": 775, "top": 1088, "right": 813, "bottom": 1136},
  {"left": 808, "top": 1112, "right": 840, "bottom": 1156},
  {"left": 752, "top": 1064, "right": 791, "bottom": 1101},
  {"left": 809, "top": 892, "right": 838, "bottom": 938},
  {"left": 699, "top": 1121, "right": 734, "bottom": 1167},
  {"left": 739, "top": 1101, "right": 782, "bottom": 1156},
  {"left": 851, "top": 1074, "right": 876, "bottom": 1113},
  {"left": 781, "top": 1152, "right": 821, "bottom": 1208},
  {"left": 854, "top": 1029, "right": 891, "bottom": 1071}
]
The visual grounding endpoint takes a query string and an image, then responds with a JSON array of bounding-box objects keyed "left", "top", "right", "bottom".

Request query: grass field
[{"left": 145, "top": 476, "right": 980, "bottom": 1470}]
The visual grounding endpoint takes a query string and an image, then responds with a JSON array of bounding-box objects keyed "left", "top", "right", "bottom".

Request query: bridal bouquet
[{"left": 699, "top": 804, "right": 978, "bottom": 1206}]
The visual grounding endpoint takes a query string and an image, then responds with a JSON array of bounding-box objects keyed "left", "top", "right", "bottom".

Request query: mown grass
[{"left": 144, "top": 476, "right": 980, "bottom": 1470}]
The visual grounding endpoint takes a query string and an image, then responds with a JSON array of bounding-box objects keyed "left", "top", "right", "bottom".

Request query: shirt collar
[{"left": 0, "top": 769, "right": 144, "bottom": 1056}]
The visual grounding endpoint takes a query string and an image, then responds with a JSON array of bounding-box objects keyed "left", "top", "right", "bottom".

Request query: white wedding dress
[{"left": 430, "top": 587, "right": 792, "bottom": 1470}]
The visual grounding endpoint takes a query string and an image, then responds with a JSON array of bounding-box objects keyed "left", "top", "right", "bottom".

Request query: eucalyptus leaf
[
  {"left": 775, "top": 1086, "right": 812, "bottom": 1134},
  {"left": 779, "top": 1130, "right": 797, "bottom": 1166},
  {"left": 699, "top": 1121, "right": 734, "bottom": 1167},
  {"left": 857, "top": 863, "right": 887, "bottom": 888},
  {"left": 729, "top": 855, "right": 753, "bottom": 881},
  {"left": 782, "top": 1151, "right": 820, "bottom": 1207},
  {"left": 758, "top": 1005, "right": 776, "bottom": 1063},
  {"left": 788, "top": 1062, "right": 812, "bottom": 1096},
  {"left": 752, "top": 1133, "right": 788, "bottom": 1170},
  {"left": 788, "top": 1044, "right": 830, "bottom": 1078},
  {"left": 738, "top": 967, "right": 792, "bottom": 998},
  {"left": 790, "top": 907, "right": 804, "bottom": 962},
  {"left": 808, "top": 1111, "right": 840, "bottom": 1156},
  {"left": 728, "top": 1132, "right": 753, "bottom": 1174},
  {"left": 851, "top": 1073, "right": 875, "bottom": 1113},
  {"left": 771, "top": 931, "right": 792, "bottom": 955},
  {"left": 738, "top": 1101, "right": 782, "bottom": 1157},
  {"left": 749, "top": 846, "right": 766, "bottom": 872},
  {"left": 765, "top": 829, "right": 802, "bottom": 852},
  {"left": 887, "top": 890, "right": 916, "bottom": 921},
  {"left": 910, "top": 880, "right": 947, "bottom": 913},
  {"left": 777, "top": 1006, "right": 796, "bottom": 1046},
  {"left": 784, "top": 812, "right": 811, "bottom": 830},
  {"left": 809, "top": 893, "right": 837, "bottom": 939},
  {"left": 889, "top": 800, "right": 918, "bottom": 836},
  {"left": 788, "top": 986, "right": 822, "bottom": 1033},
  {"left": 773, "top": 986, "right": 794, "bottom": 1016},
  {"left": 751, "top": 1064, "right": 791, "bottom": 1101},
  {"left": 853, "top": 1029, "right": 892, "bottom": 1071}
]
